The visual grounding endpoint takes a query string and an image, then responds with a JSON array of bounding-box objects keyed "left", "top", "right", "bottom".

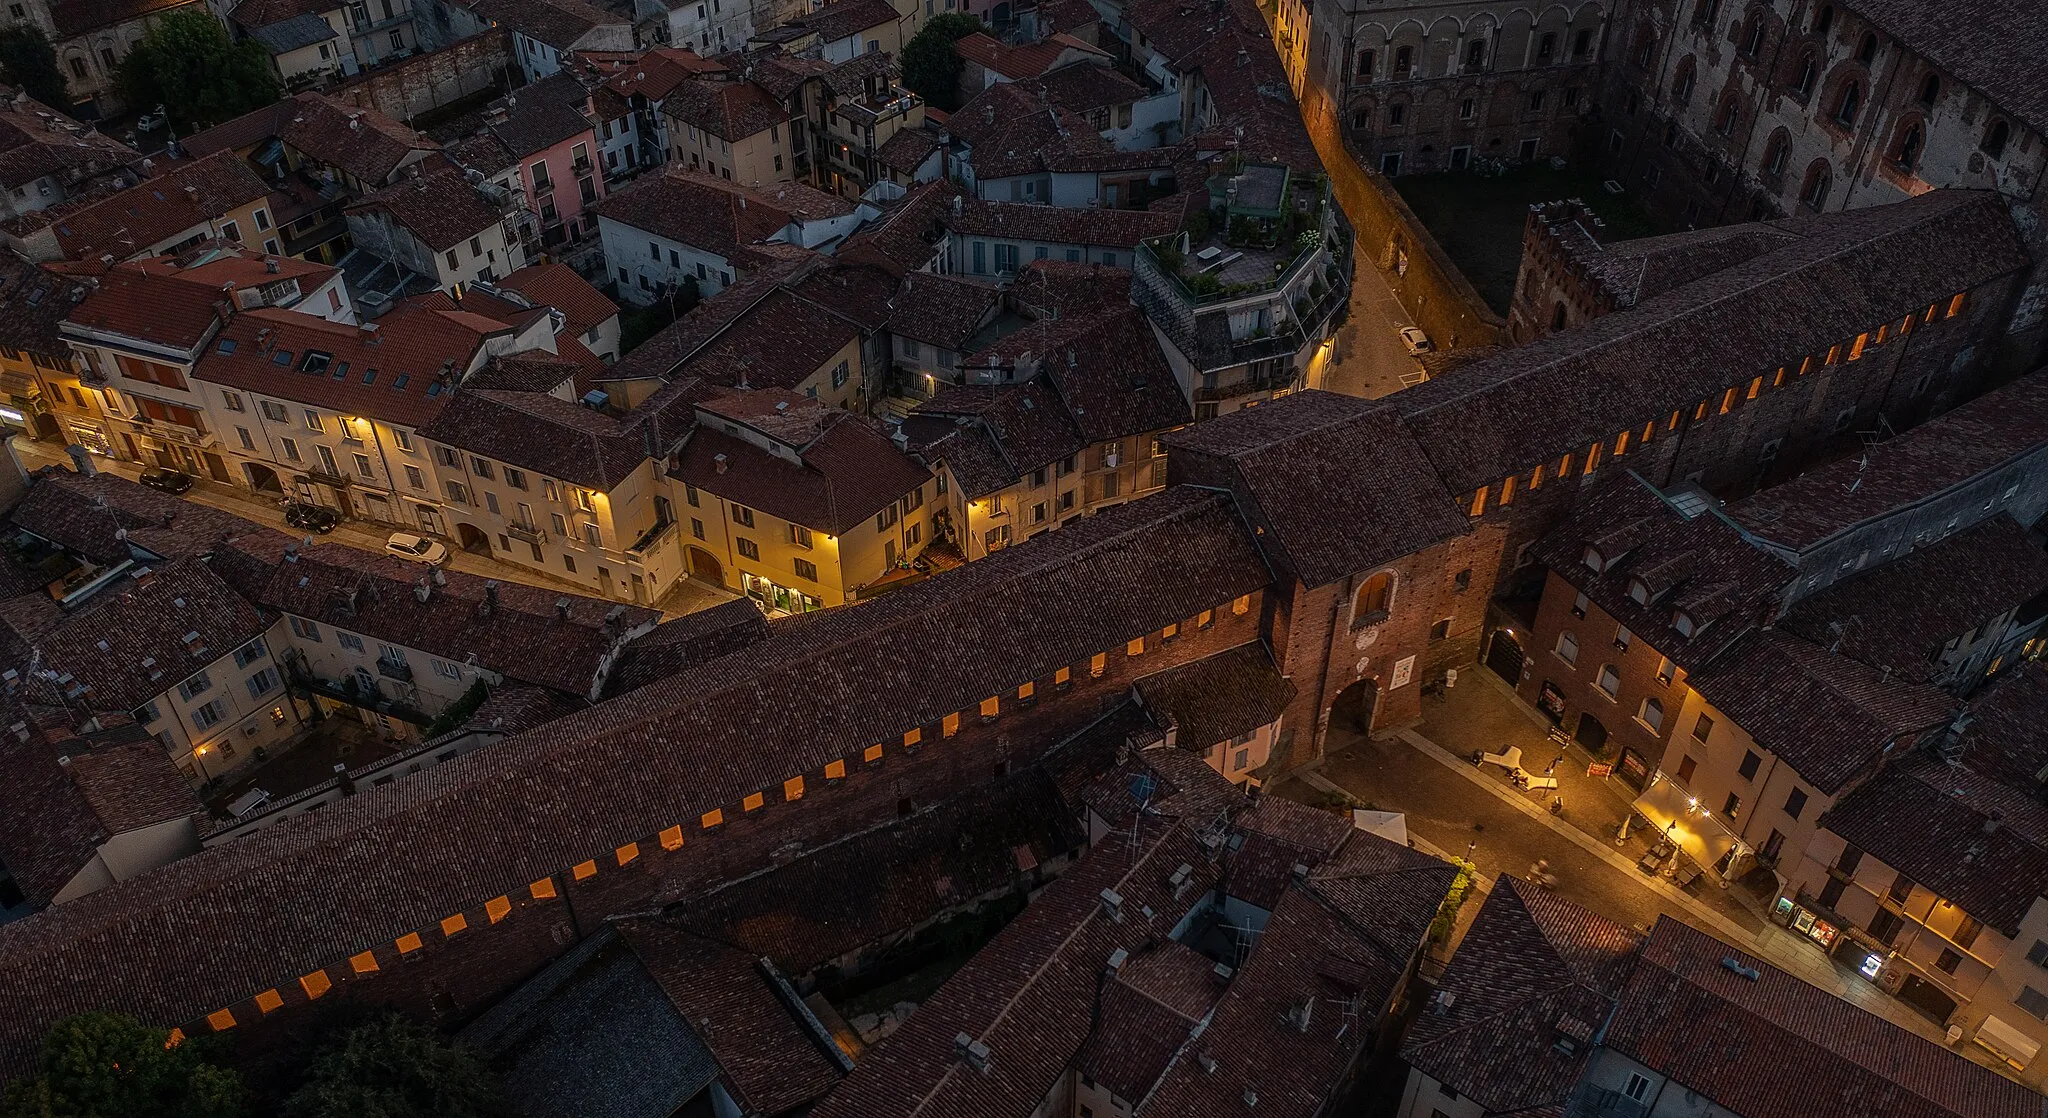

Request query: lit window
[
  {"left": 784, "top": 776, "right": 805, "bottom": 800},
  {"left": 742, "top": 791, "right": 766, "bottom": 811},
  {"left": 350, "top": 951, "right": 379, "bottom": 975},
  {"left": 530, "top": 878, "right": 558, "bottom": 899},
  {"left": 254, "top": 989, "right": 284, "bottom": 1014},
  {"left": 572, "top": 860, "right": 597, "bottom": 880},
  {"left": 300, "top": 971, "right": 333, "bottom": 999},
  {"left": 207, "top": 1009, "right": 237, "bottom": 1032},
  {"left": 395, "top": 932, "right": 423, "bottom": 954},
  {"left": 659, "top": 826, "right": 685, "bottom": 850},
  {"left": 440, "top": 914, "right": 468, "bottom": 937},
  {"left": 701, "top": 808, "right": 725, "bottom": 828},
  {"left": 486, "top": 896, "right": 513, "bottom": 922},
  {"left": 615, "top": 842, "right": 639, "bottom": 865}
]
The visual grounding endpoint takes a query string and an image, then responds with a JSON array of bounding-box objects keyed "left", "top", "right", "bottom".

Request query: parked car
[
  {"left": 135, "top": 112, "right": 165, "bottom": 133},
  {"left": 385, "top": 531, "right": 449, "bottom": 565},
  {"left": 138, "top": 468, "right": 192, "bottom": 494},
  {"left": 283, "top": 501, "right": 340, "bottom": 534},
  {"left": 1398, "top": 325, "right": 1434, "bottom": 357}
]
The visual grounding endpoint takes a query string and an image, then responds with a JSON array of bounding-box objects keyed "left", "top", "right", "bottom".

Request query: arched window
[
  {"left": 1815, "top": 4, "right": 1834, "bottom": 34},
  {"left": 1635, "top": 27, "right": 1656, "bottom": 67},
  {"left": 1833, "top": 81, "right": 1861, "bottom": 126},
  {"left": 1984, "top": 119, "right": 2011, "bottom": 158},
  {"left": 1354, "top": 571, "right": 1393, "bottom": 622},
  {"left": 1538, "top": 32, "right": 1556, "bottom": 59},
  {"left": 1714, "top": 96, "right": 1739, "bottom": 136},
  {"left": 1800, "top": 162, "right": 1833, "bottom": 209},
  {"left": 1762, "top": 133, "right": 1789, "bottom": 176},
  {"left": 1596, "top": 664, "right": 1621, "bottom": 698},
  {"left": 1574, "top": 28, "right": 1593, "bottom": 56},
  {"left": 1793, "top": 53, "right": 1817, "bottom": 98},
  {"left": 1357, "top": 48, "right": 1374, "bottom": 77},
  {"left": 1465, "top": 39, "right": 1485, "bottom": 67},
  {"left": 1551, "top": 301, "right": 1568, "bottom": 331},
  {"left": 1895, "top": 123, "right": 1923, "bottom": 171},
  {"left": 1639, "top": 697, "right": 1665, "bottom": 731},
  {"left": 1857, "top": 33, "right": 1878, "bottom": 65},
  {"left": 1918, "top": 73, "right": 1940, "bottom": 106},
  {"left": 1742, "top": 16, "right": 1765, "bottom": 56},
  {"left": 1556, "top": 630, "right": 1580, "bottom": 665},
  {"left": 1673, "top": 58, "right": 1696, "bottom": 103}
]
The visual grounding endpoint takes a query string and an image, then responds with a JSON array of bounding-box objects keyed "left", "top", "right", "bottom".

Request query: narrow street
[
  {"left": 1288, "top": 672, "right": 2027, "bottom": 1085},
  {"left": 1297, "top": 80, "right": 1434, "bottom": 402},
  {"left": 8, "top": 436, "right": 736, "bottom": 619}
]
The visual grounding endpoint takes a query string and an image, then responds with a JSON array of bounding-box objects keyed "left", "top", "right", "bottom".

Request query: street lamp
[{"left": 191, "top": 743, "right": 213, "bottom": 783}]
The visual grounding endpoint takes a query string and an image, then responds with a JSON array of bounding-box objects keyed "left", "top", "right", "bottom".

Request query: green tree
[
  {"left": 114, "top": 10, "right": 279, "bottom": 132},
  {"left": 900, "top": 13, "right": 982, "bottom": 112},
  {"left": 0, "top": 27, "right": 67, "bottom": 112},
  {"left": 0, "top": 1011, "right": 248, "bottom": 1118},
  {"left": 282, "top": 1015, "right": 507, "bottom": 1118}
]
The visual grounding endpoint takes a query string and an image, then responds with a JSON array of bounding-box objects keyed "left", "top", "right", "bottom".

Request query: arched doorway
[
  {"left": 455, "top": 523, "right": 491, "bottom": 554},
  {"left": 1329, "top": 677, "right": 1379, "bottom": 736},
  {"left": 244, "top": 462, "right": 283, "bottom": 493},
  {"left": 687, "top": 545, "right": 724, "bottom": 585},
  {"left": 1573, "top": 711, "right": 1608, "bottom": 753},
  {"left": 1485, "top": 628, "right": 1524, "bottom": 684}
]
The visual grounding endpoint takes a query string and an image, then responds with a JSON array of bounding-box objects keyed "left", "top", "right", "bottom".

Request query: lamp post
[{"left": 191, "top": 742, "right": 213, "bottom": 783}]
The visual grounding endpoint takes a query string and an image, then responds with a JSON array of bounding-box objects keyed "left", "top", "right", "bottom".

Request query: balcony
[
  {"left": 532, "top": 177, "right": 556, "bottom": 198},
  {"left": 508, "top": 522, "right": 547, "bottom": 545},
  {"left": 572, "top": 156, "right": 592, "bottom": 175},
  {"left": 302, "top": 465, "right": 353, "bottom": 488},
  {"left": 286, "top": 661, "right": 430, "bottom": 725},
  {"left": 376, "top": 657, "right": 414, "bottom": 682},
  {"left": 626, "top": 515, "right": 677, "bottom": 555}
]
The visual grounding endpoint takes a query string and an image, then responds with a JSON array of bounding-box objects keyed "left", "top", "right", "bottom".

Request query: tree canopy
[
  {"left": 900, "top": 13, "right": 982, "bottom": 112},
  {"left": 0, "top": 27, "right": 68, "bottom": 112},
  {"left": 115, "top": 10, "right": 279, "bottom": 132},
  {"left": 282, "top": 1015, "right": 507, "bottom": 1118},
  {"left": 0, "top": 1012, "right": 247, "bottom": 1118}
]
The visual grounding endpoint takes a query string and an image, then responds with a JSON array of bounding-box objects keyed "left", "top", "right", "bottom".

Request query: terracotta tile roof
[
  {"left": 671, "top": 412, "right": 931, "bottom": 535},
  {"left": 1398, "top": 190, "right": 2031, "bottom": 495},
  {"left": 1166, "top": 391, "right": 1467, "bottom": 589},
  {"left": 785, "top": 263, "right": 896, "bottom": 330},
  {"left": 35, "top": 151, "right": 267, "bottom": 261},
  {"left": 61, "top": 263, "right": 226, "bottom": 352},
  {"left": 1175, "top": 24, "right": 1319, "bottom": 171},
  {"left": 1608, "top": 916, "right": 2040, "bottom": 1118},
  {"left": 1823, "top": 756, "right": 2048, "bottom": 939},
  {"left": 458, "top": 927, "right": 722, "bottom": 1118},
  {"left": 1854, "top": 0, "right": 2048, "bottom": 133},
  {"left": 1533, "top": 475, "right": 1793, "bottom": 669},
  {"left": 952, "top": 31, "right": 1105, "bottom": 81},
  {"left": 197, "top": 301, "right": 501, "bottom": 428},
  {"left": 182, "top": 93, "right": 437, "bottom": 189},
  {"left": 0, "top": 93, "right": 136, "bottom": 194},
  {"left": 948, "top": 82, "right": 1114, "bottom": 179},
  {"left": 949, "top": 196, "right": 1178, "bottom": 249},
  {"left": 1009, "top": 259, "right": 1132, "bottom": 316},
  {"left": 1137, "top": 885, "right": 1408, "bottom": 1117},
  {"left": 1780, "top": 516, "right": 2048, "bottom": 685},
  {"left": 796, "top": 0, "right": 899, "bottom": 43},
  {"left": 595, "top": 46, "right": 724, "bottom": 102},
  {"left": 813, "top": 818, "right": 1222, "bottom": 1118},
  {"left": 0, "top": 708, "right": 198, "bottom": 908},
  {"left": 604, "top": 598, "right": 768, "bottom": 695},
  {"left": 1402, "top": 879, "right": 1644, "bottom": 1113},
  {"left": 1135, "top": 642, "right": 1293, "bottom": 751},
  {"left": 496, "top": 262, "right": 617, "bottom": 335},
  {"left": 874, "top": 126, "right": 939, "bottom": 175},
  {"left": 1303, "top": 830, "right": 1460, "bottom": 963},
  {"left": 884, "top": 271, "right": 999, "bottom": 349},
  {"left": 9, "top": 470, "right": 288, "bottom": 569},
  {"left": 669, "top": 286, "right": 864, "bottom": 391},
  {"left": 959, "top": 303, "right": 1189, "bottom": 445},
  {"left": 459, "top": 75, "right": 596, "bottom": 162},
  {"left": 1730, "top": 369, "right": 2048, "bottom": 554},
  {"left": 469, "top": 0, "right": 619, "bottom": 51},
  {"left": 662, "top": 75, "right": 790, "bottom": 142},
  {"left": 836, "top": 179, "right": 959, "bottom": 276},
  {"left": 1958, "top": 663, "right": 2048, "bottom": 788},
  {"left": 724, "top": 47, "right": 831, "bottom": 100},
  {"left": 618, "top": 920, "right": 847, "bottom": 1114},
  {"left": 345, "top": 163, "right": 508, "bottom": 252},
  {"left": 23, "top": 557, "right": 270, "bottom": 713},
  {"left": 0, "top": 489, "right": 1266, "bottom": 1073},
  {"left": 592, "top": 166, "right": 801, "bottom": 256},
  {"left": 1026, "top": 61, "right": 1145, "bottom": 114},
  {"left": 420, "top": 373, "right": 696, "bottom": 491},
  {"left": 665, "top": 767, "right": 1086, "bottom": 973},
  {"left": 261, "top": 543, "right": 657, "bottom": 696},
  {"left": 1073, "top": 970, "right": 1201, "bottom": 1103},
  {"left": 0, "top": 260, "right": 86, "bottom": 360},
  {"left": 1686, "top": 631, "right": 1959, "bottom": 795}
]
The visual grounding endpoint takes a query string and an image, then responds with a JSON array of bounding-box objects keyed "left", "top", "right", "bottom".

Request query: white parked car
[
  {"left": 135, "top": 112, "right": 165, "bottom": 133},
  {"left": 1398, "top": 325, "right": 1434, "bottom": 357},
  {"left": 385, "top": 532, "right": 450, "bottom": 565}
]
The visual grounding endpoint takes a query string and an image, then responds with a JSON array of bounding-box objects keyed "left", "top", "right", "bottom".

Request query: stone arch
[
  {"left": 1885, "top": 112, "right": 1927, "bottom": 172},
  {"left": 1758, "top": 124, "right": 1793, "bottom": 180},
  {"left": 1797, "top": 158, "right": 1835, "bottom": 210}
]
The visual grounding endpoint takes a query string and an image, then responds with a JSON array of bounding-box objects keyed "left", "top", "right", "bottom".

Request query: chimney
[
  {"left": 1106, "top": 948, "right": 1128, "bottom": 973},
  {"left": 183, "top": 184, "right": 198, "bottom": 203},
  {"left": 555, "top": 596, "right": 572, "bottom": 619},
  {"left": 265, "top": 257, "right": 280, "bottom": 274},
  {"left": 713, "top": 452, "right": 728, "bottom": 474},
  {"left": 481, "top": 579, "right": 499, "bottom": 615},
  {"left": 414, "top": 581, "right": 431, "bottom": 603},
  {"left": 334, "top": 761, "right": 355, "bottom": 796},
  {"left": 953, "top": 1033, "right": 991, "bottom": 1073},
  {"left": 1098, "top": 887, "right": 1123, "bottom": 922}
]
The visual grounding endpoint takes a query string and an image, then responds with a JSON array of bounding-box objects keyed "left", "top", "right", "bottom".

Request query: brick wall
[
  {"left": 328, "top": 29, "right": 518, "bottom": 126},
  {"left": 1515, "top": 569, "right": 1686, "bottom": 786}
]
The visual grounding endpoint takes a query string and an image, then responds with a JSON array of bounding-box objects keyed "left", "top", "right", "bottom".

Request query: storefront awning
[
  {"left": 1633, "top": 776, "right": 1740, "bottom": 872},
  {"left": 1975, "top": 1013, "right": 2041, "bottom": 1069}
]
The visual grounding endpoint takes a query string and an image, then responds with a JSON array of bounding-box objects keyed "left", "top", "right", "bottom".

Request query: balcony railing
[
  {"left": 286, "top": 661, "right": 430, "bottom": 725},
  {"left": 376, "top": 657, "right": 414, "bottom": 682},
  {"left": 508, "top": 523, "right": 546, "bottom": 545}
]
